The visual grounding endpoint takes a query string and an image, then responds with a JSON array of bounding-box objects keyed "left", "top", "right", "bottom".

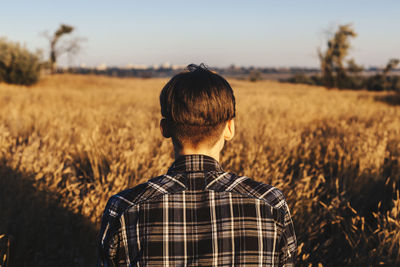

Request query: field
[{"left": 0, "top": 74, "right": 399, "bottom": 266}]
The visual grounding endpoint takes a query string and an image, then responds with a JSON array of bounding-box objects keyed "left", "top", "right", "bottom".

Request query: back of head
[{"left": 160, "top": 64, "right": 236, "bottom": 147}]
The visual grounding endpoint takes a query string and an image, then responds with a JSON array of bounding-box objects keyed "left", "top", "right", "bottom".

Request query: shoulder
[
  {"left": 103, "top": 174, "right": 187, "bottom": 220},
  {"left": 216, "top": 172, "right": 287, "bottom": 210}
]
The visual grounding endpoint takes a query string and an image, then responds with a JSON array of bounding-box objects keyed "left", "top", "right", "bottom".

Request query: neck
[{"left": 174, "top": 143, "right": 222, "bottom": 162}]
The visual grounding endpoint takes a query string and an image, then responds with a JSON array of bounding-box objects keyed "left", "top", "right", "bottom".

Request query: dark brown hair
[{"left": 160, "top": 64, "right": 236, "bottom": 147}]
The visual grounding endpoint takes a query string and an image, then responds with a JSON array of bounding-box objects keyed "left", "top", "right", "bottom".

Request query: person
[{"left": 98, "top": 64, "right": 297, "bottom": 266}]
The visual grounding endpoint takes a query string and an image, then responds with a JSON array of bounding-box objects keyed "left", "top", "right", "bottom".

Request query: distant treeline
[
  {"left": 285, "top": 71, "right": 400, "bottom": 92},
  {"left": 63, "top": 66, "right": 399, "bottom": 88},
  {"left": 61, "top": 65, "right": 322, "bottom": 79}
]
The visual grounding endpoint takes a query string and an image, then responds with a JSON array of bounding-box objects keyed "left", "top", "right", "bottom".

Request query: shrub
[
  {"left": 366, "top": 75, "right": 385, "bottom": 91},
  {"left": 285, "top": 73, "right": 312, "bottom": 84},
  {"left": 248, "top": 69, "right": 262, "bottom": 82},
  {"left": 392, "top": 76, "right": 400, "bottom": 92},
  {"left": 386, "top": 75, "right": 400, "bottom": 92},
  {"left": 0, "top": 38, "right": 42, "bottom": 85},
  {"left": 366, "top": 75, "right": 400, "bottom": 92},
  {"left": 336, "top": 75, "right": 365, "bottom": 90},
  {"left": 284, "top": 73, "right": 323, "bottom": 86}
]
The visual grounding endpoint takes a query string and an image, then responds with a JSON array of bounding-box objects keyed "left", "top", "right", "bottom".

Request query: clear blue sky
[{"left": 1, "top": 0, "right": 399, "bottom": 68}]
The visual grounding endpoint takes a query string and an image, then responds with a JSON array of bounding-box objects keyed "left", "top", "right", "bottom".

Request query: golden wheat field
[{"left": 0, "top": 74, "right": 399, "bottom": 266}]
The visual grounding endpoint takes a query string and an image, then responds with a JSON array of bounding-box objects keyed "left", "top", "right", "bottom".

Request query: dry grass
[{"left": 0, "top": 74, "right": 399, "bottom": 266}]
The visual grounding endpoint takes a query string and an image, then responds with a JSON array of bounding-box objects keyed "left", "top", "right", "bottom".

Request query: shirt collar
[{"left": 167, "top": 154, "right": 224, "bottom": 174}]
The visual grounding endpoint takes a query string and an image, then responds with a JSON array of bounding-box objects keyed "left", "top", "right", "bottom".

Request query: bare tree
[{"left": 44, "top": 24, "right": 83, "bottom": 73}]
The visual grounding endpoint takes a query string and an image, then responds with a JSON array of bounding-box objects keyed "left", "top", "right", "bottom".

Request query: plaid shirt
[{"left": 98, "top": 154, "right": 297, "bottom": 266}]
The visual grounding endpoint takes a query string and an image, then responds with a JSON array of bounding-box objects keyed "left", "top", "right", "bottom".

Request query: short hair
[{"left": 160, "top": 64, "right": 236, "bottom": 147}]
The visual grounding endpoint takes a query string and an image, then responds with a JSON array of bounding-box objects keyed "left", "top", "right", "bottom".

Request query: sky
[{"left": 1, "top": 0, "right": 399, "bottom": 68}]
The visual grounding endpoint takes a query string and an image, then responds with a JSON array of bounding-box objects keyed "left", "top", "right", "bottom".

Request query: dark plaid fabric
[{"left": 98, "top": 154, "right": 296, "bottom": 266}]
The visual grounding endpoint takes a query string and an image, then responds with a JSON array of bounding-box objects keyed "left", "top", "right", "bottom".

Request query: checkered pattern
[{"left": 98, "top": 154, "right": 296, "bottom": 266}]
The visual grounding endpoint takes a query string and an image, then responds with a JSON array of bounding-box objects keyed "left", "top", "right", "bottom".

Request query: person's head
[{"left": 160, "top": 64, "right": 235, "bottom": 152}]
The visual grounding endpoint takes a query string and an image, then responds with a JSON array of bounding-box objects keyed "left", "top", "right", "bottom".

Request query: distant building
[
  {"left": 96, "top": 63, "right": 107, "bottom": 71},
  {"left": 172, "top": 64, "right": 186, "bottom": 70},
  {"left": 161, "top": 62, "right": 171, "bottom": 69},
  {"left": 132, "top": 64, "right": 148, "bottom": 70}
]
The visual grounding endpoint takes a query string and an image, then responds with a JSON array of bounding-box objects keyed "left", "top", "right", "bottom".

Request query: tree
[
  {"left": 366, "top": 59, "right": 400, "bottom": 91},
  {"left": 345, "top": 58, "right": 364, "bottom": 89},
  {"left": 347, "top": 59, "right": 364, "bottom": 74},
  {"left": 0, "top": 37, "right": 42, "bottom": 85},
  {"left": 318, "top": 24, "right": 358, "bottom": 88},
  {"left": 47, "top": 24, "right": 82, "bottom": 73},
  {"left": 383, "top": 58, "right": 399, "bottom": 76},
  {"left": 382, "top": 58, "right": 399, "bottom": 91}
]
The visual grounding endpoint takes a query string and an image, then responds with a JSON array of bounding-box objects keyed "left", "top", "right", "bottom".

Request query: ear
[
  {"left": 160, "top": 118, "right": 171, "bottom": 138},
  {"left": 223, "top": 119, "right": 235, "bottom": 141}
]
